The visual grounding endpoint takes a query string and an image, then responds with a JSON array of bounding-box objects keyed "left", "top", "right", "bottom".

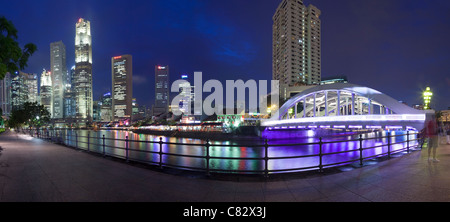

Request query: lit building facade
[
  {"left": 63, "top": 66, "right": 76, "bottom": 118},
  {"left": 111, "top": 55, "right": 133, "bottom": 122},
  {"left": 40, "top": 69, "right": 53, "bottom": 116},
  {"left": 100, "top": 92, "right": 112, "bottom": 122},
  {"left": 24, "top": 73, "right": 38, "bottom": 103},
  {"left": 50, "top": 41, "right": 67, "bottom": 119},
  {"left": 74, "top": 18, "right": 93, "bottom": 122},
  {"left": 11, "top": 71, "right": 29, "bottom": 111},
  {"left": 320, "top": 76, "right": 348, "bottom": 85},
  {"left": 0, "top": 72, "right": 12, "bottom": 116},
  {"left": 273, "top": 0, "right": 321, "bottom": 99},
  {"left": 153, "top": 65, "right": 170, "bottom": 117},
  {"left": 177, "top": 74, "right": 195, "bottom": 115}
]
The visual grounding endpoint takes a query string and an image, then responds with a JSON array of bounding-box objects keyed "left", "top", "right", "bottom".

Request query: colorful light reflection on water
[{"left": 59, "top": 129, "right": 418, "bottom": 174}]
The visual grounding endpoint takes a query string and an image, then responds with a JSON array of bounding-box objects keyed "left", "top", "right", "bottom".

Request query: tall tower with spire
[{"left": 74, "top": 18, "right": 93, "bottom": 124}]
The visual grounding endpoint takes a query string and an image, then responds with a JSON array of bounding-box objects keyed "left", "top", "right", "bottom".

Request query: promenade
[{"left": 1, "top": 129, "right": 450, "bottom": 202}]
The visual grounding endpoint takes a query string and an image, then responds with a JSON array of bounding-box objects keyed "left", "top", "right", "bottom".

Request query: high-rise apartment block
[
  {"left": 273, "top": 0, "right": 321, "bottom": 98},
  {"left": 153, "top": 65, "right": 169, "bottom": 117},
  {"left": 50, "top": 41, "right": 67, "bottom": 119},
  {"left": 111, "top": 55, "right": 133, "bottom": 121},
  {"left": 74, "top": 18, "right": 93, "bottom": 122}
]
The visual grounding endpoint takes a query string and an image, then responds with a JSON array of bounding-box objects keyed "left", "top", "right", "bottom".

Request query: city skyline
[{"left": 1, "top": 0, "right": 449, "bottom": 111}]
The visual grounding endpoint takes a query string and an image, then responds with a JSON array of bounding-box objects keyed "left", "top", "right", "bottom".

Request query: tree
[
  {"left": 0, "top": 16, "right": 37, "bottom": 80},
  {"left": 0, "top": 108, "right": 3, "bottom": 127},
  {"left": 23, "top": 102, "right": 51, "bottom": 128},
  {"left": 7, "top": 102, "right": 50, "bottom": 129},
  {"left": 7, "top": 109, "right": 27, "bottom": 129}
]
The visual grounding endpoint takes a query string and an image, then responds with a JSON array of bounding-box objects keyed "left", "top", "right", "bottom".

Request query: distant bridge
[{"left": 262, "top": 83, "right": 432, "bottom": 131}]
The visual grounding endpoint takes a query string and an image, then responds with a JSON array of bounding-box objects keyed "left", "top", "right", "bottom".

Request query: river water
[{"left": 50, "top": 129, "right": 419, "bottom": 174}]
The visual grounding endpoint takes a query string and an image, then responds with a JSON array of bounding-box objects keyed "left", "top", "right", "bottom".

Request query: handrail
[{"left": 22, "top": 128, "right": 423, "bottom": 177}]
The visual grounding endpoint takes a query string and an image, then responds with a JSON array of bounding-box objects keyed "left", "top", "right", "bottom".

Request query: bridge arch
[{"left": 263, "top": 83, "right": 430, "bottom": 131}]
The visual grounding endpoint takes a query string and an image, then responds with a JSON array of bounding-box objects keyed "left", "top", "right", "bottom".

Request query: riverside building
[
  {"left": 111, "top": 55, "right": 133, "bottom": 122},
  {"left": 153, "top": 65, "right": 170, "bottom": 117},
  {"left": 50, "top": 41, "right": 67, "bottom": 119},
  {"left": 273, "top": 0, "right": 321, "bottom": 99},
  {"left": 74, "top": 18, "right": 93, "bottom": 124}
]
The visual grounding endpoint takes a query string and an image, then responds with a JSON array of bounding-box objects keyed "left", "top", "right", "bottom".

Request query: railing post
[
  {"left": 264, "top": 139, "right": 269, "bottom": 178},
  {"left": 75, "top": 132, "right": 78, "bottom": 149},
  {"left": 87, "top": 132, "right": 90, "bottom": 152},
  {"left": 206, "top": 139, "right": 210, "bottom": 176},
  {"left": 387, "top": 131, "right": 391, "bottom": 158},
  {"left": 102, "top": 135, "right": 106, "bottom": 157},
  {"left": 125, "top": 136, "right": 129, "bottom": 162},
  {"left": 406, "top": 131, "right": 410, "bottom": 153},
  {"left": 319, "top": 137, "right": 323, "bottom": 172},
  {"left": 159, "top": 137, "right": 163, "bottom": 169},
  {"left": 359, "top": 134, "right": 363, "bottom": 166}
]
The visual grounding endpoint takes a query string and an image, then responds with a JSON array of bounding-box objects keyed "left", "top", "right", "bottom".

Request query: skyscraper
[
  {"left": 177, "top": 74, "right": 195, "bottom": 115},
  {"left": 11, "top": 71, "right": 29, "bottom": 111},
  {"left": 50, "top": 41, "right": 67, "bottom": 119},
  {"left": 273, "top": 0, "right": 321, "bottom": 97},
  {"left": 63, "top": 66, "right": 76, "bottom": 118},
  {"left": 153, "top": 65, "right": 169, "bottom": 117},
  {"left": 100, "top": 92, "right": 112, "bottom": 122},
  {"left": 111, "top": 55, "right": 132, "bottom": 122},
  {"left": 74, "top": 18, "right": 93, "bottom": 123},
  {"left": 40, "top": 69, "right": 53, "bottom": 116},
  {"left": 24, "top": 72, "right": 38, "bottom": 103}
]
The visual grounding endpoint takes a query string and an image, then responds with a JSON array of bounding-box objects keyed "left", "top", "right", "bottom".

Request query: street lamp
[{"left": 423, "top": 87, "right": 433, "bottom": 110}]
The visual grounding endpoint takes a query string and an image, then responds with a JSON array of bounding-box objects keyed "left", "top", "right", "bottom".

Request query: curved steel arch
[{"left": 272, "top": 83, "right": 424, "bottom": 121}]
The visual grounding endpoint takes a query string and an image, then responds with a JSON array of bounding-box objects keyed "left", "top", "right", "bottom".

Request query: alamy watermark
[{"left": 171, "top": 72, "right": 280, "bottom": 117}]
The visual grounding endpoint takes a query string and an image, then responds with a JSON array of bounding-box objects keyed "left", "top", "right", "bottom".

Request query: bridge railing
[{"left": 21, "top": 128, "right": 423, "bottom": 177}]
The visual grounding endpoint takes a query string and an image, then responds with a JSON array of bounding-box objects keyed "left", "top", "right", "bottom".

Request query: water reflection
[{"left": 53, "top": 129, "right": 419, "bottom": 174}]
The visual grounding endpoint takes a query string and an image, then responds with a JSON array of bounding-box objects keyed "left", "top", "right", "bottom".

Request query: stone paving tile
[{"left": 1, "top": 130, "right": 450, "bottom": 203}]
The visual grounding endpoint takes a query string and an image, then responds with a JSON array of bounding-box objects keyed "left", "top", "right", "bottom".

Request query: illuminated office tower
[
  {"left": 50, "top": 41, "right": 67, "bottom": 119},
  {"left": 100, "top": 92, "right": 112, "bottom": 122},
  {"left": 273, "top": 0, "right": 321, "bottom": 97},
  {"left": 111, "top": 55, "right": 133, "bottom": 122},
  {"left": 11, "top": 71, "right": 29, "bottom": 111},
  {"left": 24, "top": 72, "right": 38, "bottom": 103},
  {"left": 63, "top": 66, "right": 76, "bottom": 118},
  {"left": 177, "top": 74, "right": 195, "bottom": 115},
  {"left": 153, "top": 65, "right": 169, "bottom": 117},
  {"left": 74, "top": 18, "right": 93, "bottom": 123},
  {"left": 40, "top": 69, "right": 53, "bottom": 116}
]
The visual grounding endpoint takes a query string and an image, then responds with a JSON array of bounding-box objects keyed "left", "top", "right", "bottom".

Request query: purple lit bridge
[{"left": 262, "top": 83, "right": 432, "bottom": 132}]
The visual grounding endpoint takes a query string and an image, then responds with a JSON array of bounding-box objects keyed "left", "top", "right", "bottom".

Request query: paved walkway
[{"left": 1, "top": 129, "right": 450, "bottom": 202}]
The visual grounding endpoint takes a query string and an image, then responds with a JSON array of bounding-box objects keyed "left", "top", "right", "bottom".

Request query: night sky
[{"left": 1, "top": 0, "right": 449, "bottom": 111}]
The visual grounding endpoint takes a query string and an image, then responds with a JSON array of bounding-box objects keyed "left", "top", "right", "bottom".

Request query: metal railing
[{"left": 21, "top": 128, "right": 422, "bottom": 177}]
